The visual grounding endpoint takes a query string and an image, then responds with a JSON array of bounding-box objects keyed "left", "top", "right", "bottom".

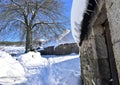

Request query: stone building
[{"left": 71, "top": 0, "right": 120, "bottom": 85}]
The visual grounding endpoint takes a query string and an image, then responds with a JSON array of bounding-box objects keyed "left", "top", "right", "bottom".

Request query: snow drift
[
  {"left": 0, "top": 51, "right": 26, "bottom": 84},
  {"left": 20, "top": 51, "right": 48, "bottom": 67}
]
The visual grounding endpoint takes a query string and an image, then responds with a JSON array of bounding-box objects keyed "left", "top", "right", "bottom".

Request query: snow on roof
[
  {"left": 34, "top": 39, "right": 46, "bottom": 42},
  {"left": 43, "top": 30, "right": 75, "bottom": 48},
  {"left": 58, "top": 31, "right": 75, "bottom": 44},
  {"left": 71, "top": 0, "right": 99, "bottom": 45},
  {"left": 57, "top": 29, "right": 70, "bottom": 41},
  {"left": 71, "top": 0, "right": 88, "bottom": 44}
]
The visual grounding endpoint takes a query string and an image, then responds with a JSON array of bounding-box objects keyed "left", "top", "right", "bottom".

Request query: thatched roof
[
  {"left": 80, "top": 0, "right": 99, "bottom": 45},
  {"left": 71, "top": 0, "right": 99, "bottom": 46}
]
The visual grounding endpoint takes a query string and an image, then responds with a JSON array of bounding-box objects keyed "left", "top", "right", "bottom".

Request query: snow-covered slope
[
  {"left": 0, "top": 51, "right": 26, "bottom": 84},
  {"left": 71, "top": 0, "right": 88, "bottom": 43}
]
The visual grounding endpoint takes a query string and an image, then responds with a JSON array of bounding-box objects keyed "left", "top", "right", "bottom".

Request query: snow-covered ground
[
  {"left": 0, "top": 51, "right": 26, "bottom": 85},
  {"left": 0, "top": 46, "right": 25, "bottom": 56},
  {"left": 0, "top": 46, "right": 81, "bottom": 85}
]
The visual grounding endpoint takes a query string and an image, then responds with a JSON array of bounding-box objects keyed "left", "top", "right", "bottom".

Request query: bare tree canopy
[{"left": 0, "top": 0, "right": 68, "bottom": 52}]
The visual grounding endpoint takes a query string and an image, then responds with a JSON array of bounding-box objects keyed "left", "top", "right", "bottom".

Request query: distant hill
[{"left": 0, "top": 41, "right": 25, "bottom": 46}]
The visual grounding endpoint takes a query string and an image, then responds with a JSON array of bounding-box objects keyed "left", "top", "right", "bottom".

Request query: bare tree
[{"left": 0, "top": 0, "right": 68, "bottom": 52}]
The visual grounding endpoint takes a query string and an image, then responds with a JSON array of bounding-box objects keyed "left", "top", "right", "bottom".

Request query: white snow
[
  {"left": 0, "top": 51, "right": 26, "bottom": 85},
  {"left": 20, "top": 52, "right": 48, "bottom": 67},
  {"left": 71, "top": 0, "right": 88, "bottom": 43},
  {"left": 0, "top": 46, "right": 25, "bottom": 55},
  {"left": 0, "top": 46, "right": 81, "bottom": 85},
  {"left": 21, "top": 54, "right": 80, "bottom": 85},
  {"left": 58, "top": 29, "right": 70, "bottom": 41},
  {"left": 20, "top": 52, "right": 79, "bottom": 67},
  {"left": 48, "top": 54, "right": 79, "bottom": 65},
  {"left": 43, "top": 31, "right": 75, "bottom": 48},
  {"left": 57, "top": 31, "right": 75, "bottom": 45}
]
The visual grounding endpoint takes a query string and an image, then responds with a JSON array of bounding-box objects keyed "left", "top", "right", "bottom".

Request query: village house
[{"left": 71, "top": 0, "right": 120, "bottom": 85}]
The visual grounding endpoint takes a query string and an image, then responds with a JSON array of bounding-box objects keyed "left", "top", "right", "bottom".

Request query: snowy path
[
  {"left": 48, "top": 54, "right": 79, "bottom": 65},
  {"left": 19, "top": 53, "right": 81, "bottom": 85}
]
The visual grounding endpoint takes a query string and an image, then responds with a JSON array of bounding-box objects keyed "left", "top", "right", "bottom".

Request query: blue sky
[
  {"left": 63, "top": 0, "right": 73, "bottom": 18},
  {"left": 0, "top": 0, "right": 73, "bottom": 42}
]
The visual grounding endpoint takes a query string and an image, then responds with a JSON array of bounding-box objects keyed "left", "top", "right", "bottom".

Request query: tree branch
[
  {"left": 29, "top": 1, "right": 39, "bottom": 27},
  {"left": 32, "top": 21, "right": 63, "bottom": 28}
]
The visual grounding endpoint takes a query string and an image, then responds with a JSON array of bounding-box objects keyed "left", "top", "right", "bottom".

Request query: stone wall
[
  {"left": 40, "top": 43, "right": 79, "bottom": 55},
  {"left": 79, "top": 0, "right": 120, "bottom": 85},
  {"left": 105, "top": 0, "right": 120, "bottom": 83},
  {"left": 80, "top": 25, "right": 111, "bottom": 85},
  {"left": 55, "top": 43, "right": 79, "bottom": 55},
  {"left": 40, "top": 46, "right": 55, "bottom": 55},
  {"left": 79, "top": 1, "right": 116, "bottom": 84}
]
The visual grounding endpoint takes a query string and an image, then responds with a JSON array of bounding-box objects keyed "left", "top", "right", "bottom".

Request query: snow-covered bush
[{"left": 20, "top": 51, "right": 48, "bottom": 67}]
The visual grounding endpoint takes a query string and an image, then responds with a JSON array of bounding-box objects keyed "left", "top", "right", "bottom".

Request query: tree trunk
[{"left": 25, "top": 27, "right": 32, "bottom": 53}]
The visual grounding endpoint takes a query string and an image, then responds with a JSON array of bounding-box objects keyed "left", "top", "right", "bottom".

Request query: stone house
[{"left": 71, "top": 0, "right": 120, "bottom": 85}]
